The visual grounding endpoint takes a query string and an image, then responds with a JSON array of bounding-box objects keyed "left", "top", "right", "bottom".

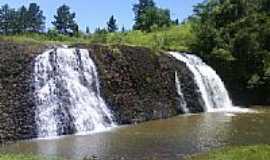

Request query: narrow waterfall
[
  {"left": 33, "top": 48, "right": 115, "bottom": 138},
  {"left": 170, "top": 52, "right": 233, "bottom": 112},
  {"left": 175, "top": 72, "right": 189, "bottom": 113}
]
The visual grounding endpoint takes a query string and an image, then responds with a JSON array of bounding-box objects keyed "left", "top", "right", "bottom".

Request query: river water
[{"left": 1, "top": 108, "right": 270, "bottom": 160}]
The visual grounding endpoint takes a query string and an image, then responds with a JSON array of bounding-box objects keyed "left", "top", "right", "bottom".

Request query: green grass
[
  {"left": 2, "top": 145, "right": 270, "bottom": 160},
  {"left": 186, "top": 145, "right": 270, "bottom": 160},
  {"left": 100, "top": 23, "right": 194, "bottom": 52},
  {"left": 0, "top": 154, "right": 98, "bottom": 160},
  {"left": 0, "top": 154, "right": 63, "bottom": 160},
  {"left": 0, "top": 23, "right": 194, "bottom": 52},
  {"left": 0, "top": 33, "right": 91, "bottom": 45}
]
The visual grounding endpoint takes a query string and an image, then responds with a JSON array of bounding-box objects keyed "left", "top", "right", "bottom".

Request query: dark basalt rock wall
[
  {"left": 167, "top": 56, "right": 205, "bottom": 113},
  {"left": 0, "top": 41, "right": 204, "bottom": 142},
  {"left": 83, "top": 44, "right": 205, "bottom": 124},
  {"left": 0, "top": 42, "right": 47, "bottom": 142},
  {"left": 83, "top": 44, "right": 182, "bottom": 124}
]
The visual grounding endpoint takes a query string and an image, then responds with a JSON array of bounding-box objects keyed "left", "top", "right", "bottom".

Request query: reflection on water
[{"left": 1, "top": 109, "right": 270, "bottom": 160}]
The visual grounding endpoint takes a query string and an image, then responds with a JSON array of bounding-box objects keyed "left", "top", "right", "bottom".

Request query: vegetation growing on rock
[
  {"left": 0, "top": 154, "right": 62, "bottom": 160},
  {"left": 191, "top": 0, "right": 270, "bottom": 105}
]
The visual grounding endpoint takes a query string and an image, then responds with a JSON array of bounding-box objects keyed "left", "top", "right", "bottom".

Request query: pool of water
[{"left": 1, "top": 108, "right": 270, "bottom": 160}]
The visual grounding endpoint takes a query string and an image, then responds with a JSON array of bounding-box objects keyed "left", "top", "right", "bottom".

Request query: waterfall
[
  {"left": 170, "top": 52, "right": 233, "bottom": 112},
  {"left": 175, "top": 72, "right": 189, "bottom": 113},
  {"left": 33, "top": 48, "right": 115, "bottom": 138}
]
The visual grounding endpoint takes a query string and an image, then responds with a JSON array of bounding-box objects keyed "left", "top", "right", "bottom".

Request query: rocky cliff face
[
  {"left": 0, "top": 42, "right": 203, "bottom": 142},
  {"left": 83, "top": 44, "right": 205, "bottom": 124},
  {"left": 0, "top": 42, "right": 46, "bottom": 142},
  {"left": 84, "top": 44, "right": 180, "bottom": 124},
  {"left": 168, "top": 57, "right": 205, "bottom": 113}
]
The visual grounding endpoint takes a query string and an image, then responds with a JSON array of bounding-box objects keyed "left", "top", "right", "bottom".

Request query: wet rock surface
[
  {"left": 166, "top": 55, "right": 205, "bottom": 113},
  {"left": 0, "top": 42, "right": 47, "bottom": 142},
  {"left": 84, "top": 44, "right": 181, "bottom": 124},
  {"left": 0, "top": 42, "right": 206, "bottom": 142}
]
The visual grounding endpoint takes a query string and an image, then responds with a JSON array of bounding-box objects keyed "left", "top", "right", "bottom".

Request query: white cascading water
[
  {"left": 175, "top": 72, "right": 189, "bottom": 113},
  {"left": 170, "top": 52, "right": 234, "bottom": 112},
  {"left": 33, "top": 48, "right": 115, "bottom": 138}
]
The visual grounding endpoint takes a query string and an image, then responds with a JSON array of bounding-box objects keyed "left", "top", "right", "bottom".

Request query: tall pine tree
[
  {"left": 133, "top": 0, "right": 172, "bottom": 31},
  {"left": 86, "top": 26, "right": 90, "bottom": 34},
  {"left": 27, "top": 3, "right": 45, "bottom": 32},
  {"left": 52, "top": 4, "right": 78, "bottom": 35},
  {"left": 0, "top": 4, "right": 16, "bottom": 34},
  {"left": 107, "top": 15, "right": 118, "bottom": 32},
  {"left": 121, "top": 25, "right": 126, "bottom": 33},
  {"left": 17, "top": 6, "right": 28, "bottom": 33},
  {"left": 133, "top": 0, "right": 155, "bottom": 30},
  {"left": 0, "top": 3, "right": 45, "bottom": 34}
]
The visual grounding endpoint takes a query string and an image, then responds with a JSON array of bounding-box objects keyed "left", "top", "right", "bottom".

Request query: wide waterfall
[
  {"left": 170, "top": 52, "right": 234, "bottom": 112},
  {"left": 33, "top": 48, "right": 115, "bottom": 138}
]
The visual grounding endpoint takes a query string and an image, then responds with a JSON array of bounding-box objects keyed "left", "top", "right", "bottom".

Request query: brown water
[{"left": 1, "top": 109, "right": 270, "bottom": 160}]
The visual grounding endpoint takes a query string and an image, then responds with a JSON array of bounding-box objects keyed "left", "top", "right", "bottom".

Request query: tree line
[
  {"left": 0, "top": 0, "right": 177, "bottom": 36},
  {"left": 0, "top": 3, "right": 45, "bottom": 34},
  {"left": 191, "top": 0, "right": 270, "bottom": 102}
]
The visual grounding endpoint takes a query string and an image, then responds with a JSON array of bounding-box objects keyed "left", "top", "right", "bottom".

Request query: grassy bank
[
  {"left": 0, "top": 154, "right": 62, "bottom": 160},
  {"left": 0, "top": 23, "right": 194, "bottom": 52},
  {"left": 1, "top": 145, "right": 270, "bottom": 160},
  {"left": 186, "top": 145, "right": 270, "bottom": 160},
  {"left": 0, "top": 154, "right": 96, "bottom": 160}
]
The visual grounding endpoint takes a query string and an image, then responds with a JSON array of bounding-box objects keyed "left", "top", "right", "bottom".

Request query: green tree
[
  {"left": 52, "top": 4, "right": 78, "bottom": 35},
  {"left": 94, "top": 27, "right": 107, "bottom": 34},
  {"left": 133, "top": 0, "right": 172, "bottom": 31},
  {"left": 173, "top": 18, "right": 179, "bottom": 25},
  {"left": 27, "top": 3, "right": 45, "bottom": 32},
  {"left": 17, "top": 6, "right": 28, "bottom": 33},
  {"left": 107, "top": 15, "right": 118, "bottom": 32},
  {"left": 261, "top": 0, "right": 270, "bottom": 13},
  {"left": 0, "top": 3, "right": 45, "bottom": 34},
  {"left": 139, "top": 7, "right": 171, "bottom": 32},
  {"left": 86, "top": 26, "right": 90, "bottom": 34},
  {"left": 71, "top": 23, "right": 79, "bottom": 36},
  {"left": 133, "top": 0, "right": 155, "bottom": 30},
  {"left": 0, "top": 4, "right": 17, "bottom": 34},
  {"left": 191, "top": 0, "right": 270, "bottom": 101},
  {"left": 121, "top": 26, "right": 126, "bottom": 33}
]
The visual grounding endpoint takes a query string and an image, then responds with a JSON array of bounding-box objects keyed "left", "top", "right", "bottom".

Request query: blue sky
[{"left": 0, "top": 0, "right": 203, "bottom": 32}]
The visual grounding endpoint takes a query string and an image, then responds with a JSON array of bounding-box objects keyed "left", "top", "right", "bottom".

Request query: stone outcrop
[
  {"left": 0, "top": 42, "right": 46, "bottom": 142},
  {"left": 0, "top": 42, "right": 224, "bottom": 142},
  {"left": 84, "top": 44, "right": 181, "bottom": 124},
  {"left": 167, "top": 56, "right": 205, "bottom": 113}
]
